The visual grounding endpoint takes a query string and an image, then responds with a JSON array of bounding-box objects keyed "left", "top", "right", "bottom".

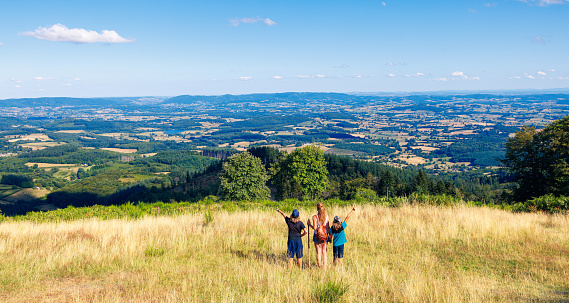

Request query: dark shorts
[
  {"left": 287, "top": 240, "right": 303, "bottom": 259},
  {"left": 333, "top": 244, "right": 344, "bottom": 258}
]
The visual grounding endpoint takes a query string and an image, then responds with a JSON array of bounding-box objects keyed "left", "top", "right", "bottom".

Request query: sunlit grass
[{"left": 0, "top": 204, "right": 568, "bottom": 302}]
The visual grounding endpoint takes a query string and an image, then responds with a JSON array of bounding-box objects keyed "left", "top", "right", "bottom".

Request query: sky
[{"left": 1, "top": 0, "right": 568, "bottom": 98}]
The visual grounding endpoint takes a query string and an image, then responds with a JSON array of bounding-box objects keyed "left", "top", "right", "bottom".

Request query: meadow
[{"left": 0, "top": 202, "right": 568, "bottom": 302}]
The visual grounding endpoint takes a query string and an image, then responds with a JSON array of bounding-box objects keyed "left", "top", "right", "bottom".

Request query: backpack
[{"left": 315, "top": 215, "right": 329, "bottom": 242}]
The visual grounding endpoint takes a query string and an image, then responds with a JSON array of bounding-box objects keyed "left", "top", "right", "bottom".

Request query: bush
[
  {"left": 524, "top": 194, "right": 568, "bottom": 213},
  {"left": 312, "top": 280, "right": 349, "bottom": 303}
]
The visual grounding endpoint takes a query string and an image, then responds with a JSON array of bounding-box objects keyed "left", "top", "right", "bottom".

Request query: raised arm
[
  {"left": 344, "top": 206, "right": 356, "bottom": 222},
  {"left": 276, "top": 208, "right": 286, "bottom": 218}
]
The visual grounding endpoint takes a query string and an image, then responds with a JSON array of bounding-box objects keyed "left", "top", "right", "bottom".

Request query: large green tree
[
  {"left": 273, "top": 145, "right": 329, "bottom": 200},
  {"left": 219, "top": 152, "right": 270, "bottom": 201},
  {"left": 502, "top": 116, "right": 569, "bottom": 201}
]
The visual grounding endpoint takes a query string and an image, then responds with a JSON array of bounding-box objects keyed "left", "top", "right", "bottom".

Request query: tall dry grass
[{"left": 0, "top": 204, "right": 568, "bottom": 302}]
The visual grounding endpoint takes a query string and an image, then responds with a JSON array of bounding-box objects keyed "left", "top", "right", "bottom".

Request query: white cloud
[
  {"left": 449, "top": 71, "right": 479, "bottom": 80},
  {"left": 484, "top": 3, "right": 497, "bottom": 7},
  {"left": 297, "top": 75, "right": 312, "bottom": 78},
  {"left": 34, "top": 76, "right": 54, "bottom": 80},
  {"left": 315, "top": 74, "right": 325, "bottom": 78},
  {"left": 387, "top": 74, "right": 396, "bottom": 77},
  {"left": 74, "top": 78, "right": 81, "bottom": 81},
  {"left": 353, "top": 74, "right": 374, "bottom": 78},
  {"left": 527, "top": 75, "right": 536, "bottom": 79},
  {"left": 272, "top": 75, "right": 283, "bottom": 79},
  {"left": 234, "top": 76, "right": 252, "bottom": 81},
  {"left": 451, "top": 71, "right": 466, "bottom": 78},
  {"left": 403, "top": 73, "right": 425, "bottom": 77},
  {"left": 433, "top": 78, "right": 448, "bottom": 81},
  {"left": 0, "top": 42, "right": 3, "bottom": 46},
  {"left": 333, "top": 64, "right": 350, "bottom": 68},
  {"left": 468, "top": 8, "right": 478, "bottom": 13},
  {"left": 10, "top": 78, "right": 23, "bottom": 83},
  {"left": 517, "top": 0, "right": 567, "bottom": 6},
  {"left": 22, "top": 24, "right": 135, "bottom": 43},
  {"left": 532, "top": 36, "right": 546, "bottom": 44},
  {"left": 229, "top": 17, "right": 277, "bottom": 27},
  {"left": 537, "top": 71, "right": 547, "bottom": 76},
  {"left": 63, "top": 83, "right": 72, "bottom": 86},
  {"left": 381, "top": 2, "right": 386, "bottom": 6},
  {"left": 14, "top": 85, "right": 21, "bottom": 88}
]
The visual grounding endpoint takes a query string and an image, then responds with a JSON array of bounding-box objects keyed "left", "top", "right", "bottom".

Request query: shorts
[
  {"left": 287, "top": 240, "right": 303, "bottom": 259},
  {"left": 313, "top": 233, "right": 328, "bottom": 244},
  {"left": 333, "top": 244, "right": 344, "bottom": 258}
]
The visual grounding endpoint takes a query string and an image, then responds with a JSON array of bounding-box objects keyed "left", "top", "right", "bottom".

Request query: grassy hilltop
[{"left": 1, "top": 203, "right": 568, "bottom": 302}]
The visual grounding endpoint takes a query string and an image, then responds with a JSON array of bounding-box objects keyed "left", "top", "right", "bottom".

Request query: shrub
[{"left": 312, "top": 280, "right": 349, "bottom": 303}]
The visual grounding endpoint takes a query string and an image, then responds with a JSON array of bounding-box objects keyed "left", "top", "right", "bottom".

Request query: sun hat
[
  {"left": 291, "top": 209, "right": 300, "bottom": 218},
  {"left": 333, "top": 215, "right": 341, "bottom": 223}
]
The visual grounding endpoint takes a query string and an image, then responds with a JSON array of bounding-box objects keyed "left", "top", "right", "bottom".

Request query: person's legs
[
  {"left": 288, "top": 258, "right": 294, "bottom": 269},
  {"left": 322, "top": 241, "right": 328, "bottom": 268},
  {"left": 315, "top": 242, "right": 322, "bottom": 267},
  {"left": 295, "top": 240, "right": 304, "bottom": 269},
  {"left": 336, "top": 244, "right": 344, "bottom": 267},
  {"left": 332, "top": 245, "right": 338, "bottom": 266}
]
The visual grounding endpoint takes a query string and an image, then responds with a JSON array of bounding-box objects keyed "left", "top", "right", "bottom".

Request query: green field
[{"left": 0, "top": 185, "right": 22, "bottom": 199}]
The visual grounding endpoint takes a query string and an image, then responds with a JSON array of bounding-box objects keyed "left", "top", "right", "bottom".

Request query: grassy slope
[{"left": 0, "top": 204, "right": 568, "bottom": 302}]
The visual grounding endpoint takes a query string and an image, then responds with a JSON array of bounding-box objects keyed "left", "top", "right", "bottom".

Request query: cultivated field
[{"left": 0, "top": 205, "right": 568, "bottom": 302}]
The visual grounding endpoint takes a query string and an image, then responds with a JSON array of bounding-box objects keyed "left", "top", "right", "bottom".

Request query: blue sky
[{"left": 1, "top": 0, "right": 568, "bottom": 98}]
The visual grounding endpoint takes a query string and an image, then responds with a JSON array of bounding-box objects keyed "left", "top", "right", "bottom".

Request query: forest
[{"left": 1, "top": 92, "right": 568, "bottom": 216}]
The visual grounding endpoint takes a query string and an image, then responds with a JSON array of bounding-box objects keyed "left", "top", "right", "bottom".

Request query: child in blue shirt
[{"left": 329, "top": 207, "right": 355, "bottom": 267}]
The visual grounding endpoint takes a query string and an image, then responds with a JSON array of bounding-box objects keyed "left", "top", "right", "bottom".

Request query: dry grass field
[{"left": 0, "top": 204, "right": 568, "bottom": 302}]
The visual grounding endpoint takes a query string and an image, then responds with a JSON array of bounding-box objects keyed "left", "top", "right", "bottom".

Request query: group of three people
[{"left": 277, "top": 202, "right": 356, "bottom": 269}]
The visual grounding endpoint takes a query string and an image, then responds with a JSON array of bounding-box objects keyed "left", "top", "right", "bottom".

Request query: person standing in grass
[
  {"left": 276, "top": 208, "right": 307, "bottom": 269},
  {"left": 329, "top": 207, "right": 356, "bottom": 267},
  {"left": 308, "top": 202, "right": 330, "bottom": 268}
]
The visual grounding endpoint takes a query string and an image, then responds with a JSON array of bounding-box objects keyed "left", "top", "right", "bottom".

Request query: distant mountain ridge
[{"left": 2, "top": 90, "right": 569, "bottom": 108}]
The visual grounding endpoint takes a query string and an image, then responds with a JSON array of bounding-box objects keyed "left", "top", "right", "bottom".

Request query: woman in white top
[{"left": 308, "top": 202, "right": 330, "bottom": 268}]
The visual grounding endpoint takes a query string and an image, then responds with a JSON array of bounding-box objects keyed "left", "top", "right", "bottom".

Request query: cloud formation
[
  {"left": 234, "top": 76, "right": 252, "bottom": 81},
  {"left": 297, "top": 74, "right": 327, "bottom": 79},
  {"left": 517, "top": 0, "right": 568, "bottom": 6},
  {"left": 22, "top": 24, "right": 135, "bottom": 43},
  {"left": 33, "top": 76, "right": 54, "bottom": 80},
  {"left": 272, "top": 75, "right": 283, "bottom": 79},
  {"left": 449, "top": 71, "right": 479, "bottom": 80},
  {"left": 229, "top": 17, "right": 276, "bottom": 27},
  {"left": 0, "top": 42, "right": 3, "bottom": 46},
  {"left": 532, "top": 36, "right": 546, "bottom": 44}
]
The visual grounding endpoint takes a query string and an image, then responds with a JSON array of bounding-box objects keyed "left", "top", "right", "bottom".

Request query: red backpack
[{"left": 315, "top": 215, "right": 329, "bottom": 242}]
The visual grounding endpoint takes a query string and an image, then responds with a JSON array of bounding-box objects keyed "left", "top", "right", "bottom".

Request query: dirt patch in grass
[
  {"left": 25, "top": 163, "right": 78, "bottom": 168},
  {"left": 8, "top": 134, "right": 52, "bottom": 142},
  {"left": 55, "top": 130, "right": 84, "bottom": 134},
  {"left": 101, "top": 148, "right": 138, "bottom": 154}
]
